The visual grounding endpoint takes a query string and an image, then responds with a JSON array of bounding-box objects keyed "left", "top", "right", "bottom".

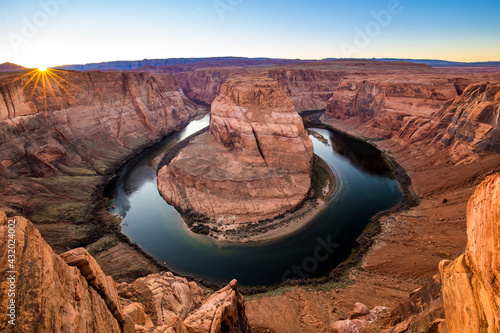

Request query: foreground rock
[
  {"left": 439, "top": 174, "right": 500, "bottom": 332},
  {"left": 330, "top": 303, "right": 389, "bottom": 333},
  {"left": 0, "top": 211, "right": 122, "bottom": 332},
  {"left": 0, "top": 211, "right": 252, "bottom": 332},
  {"left": 379, "top": 174, "right": 500, "bottom": 332},
  {"left": 185, "top": 279, "right": 251, "bottom": 333},
  {"left": 158, "top": 77, "right": 313, "bottom": 224}
]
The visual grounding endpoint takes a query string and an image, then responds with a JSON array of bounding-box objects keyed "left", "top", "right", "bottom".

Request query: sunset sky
[{"left": 1, "top": 0, "right": 499, "bottom": 68}]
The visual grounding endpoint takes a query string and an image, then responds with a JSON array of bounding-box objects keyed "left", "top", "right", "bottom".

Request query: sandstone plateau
[{"left": 157, "top": 77, "right": 313, "bottom": 224}]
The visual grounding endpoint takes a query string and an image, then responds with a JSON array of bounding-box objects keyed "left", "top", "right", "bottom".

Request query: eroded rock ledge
[{"left": 157, "top": 77, "right": 314, "bottom": 225}]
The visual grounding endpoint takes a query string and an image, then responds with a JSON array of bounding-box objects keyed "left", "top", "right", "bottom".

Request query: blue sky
[{"left": 1, "top": 0, "right": 499, "bottom": 68}]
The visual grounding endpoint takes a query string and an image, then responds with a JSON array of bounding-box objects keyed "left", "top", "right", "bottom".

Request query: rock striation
[
  {"left": 397, "top": 83, "right": 500, "bottom": 164},
  {"left": 185, "top": 279, "right": 251, "bottom": 333},
  {"left": 434, "top": 83, "right": 500, "bottom": 163},
  {"left": 324, "top": 76, "right": 465, "bottom": 139},
  {"left": 157, "top": 77, "right": 313, "bottom": 224},
  {"left": 439, "top": 174, "right": 500, "bottom": 332},
  {"left": 324, "top": 76, "right": 499, "bottom": 164},
  {"left": 381, "top": 174, "right": 500, "bottom": 332}
]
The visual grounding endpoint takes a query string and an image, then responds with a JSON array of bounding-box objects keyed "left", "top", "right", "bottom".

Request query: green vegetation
[{"left": 86, "top": 234, "right": 120, "bottom": 255}]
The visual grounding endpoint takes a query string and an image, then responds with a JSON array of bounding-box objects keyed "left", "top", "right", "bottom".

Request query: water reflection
[{"left": 328, "top": 131, "right": 392, "bottom": 176}]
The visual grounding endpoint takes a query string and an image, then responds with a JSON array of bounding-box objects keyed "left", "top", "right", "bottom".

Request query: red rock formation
[
  {"left": 158, "top": 77, "right": 313, "bottom": 223},
  {"left": 439, "top": 174, "right": 500, "bottom": 332},
  {"left": 175, "top": 70, "right": 233, "bottom": 106},
  {"left": 380, "top": 175, "right": 499, "bottom": 332},
  {"left": 324, "top": 76, "right": 464, "bottom": 138},
  {"left": 185, "top": 279, "right": 251, "bottom": 333},
  {"left": 0, "top": 210, "right": 252, "bottom": 333},
  {"left": 323, "top": 74, "right": 500, "bottom": 165},
  {"left": 267, "top": 68, "right": 344, "bottom": 111},
  {"left": 435, "top": 83, "right": 500, "bottom": 163},
  {"left": 0, "top": 70, "right": 203, "bottom": 177},
  {"left": 330, "top": 303, "right": 389, "bottom": 332},
  {"left": 0, "top": 70, "right": 205, "bottom": 253},
  {"left": 60, "top": 247, "right": 125, "bottom": 324},
  {"left": 0, "top": 211, "right": 122, "bottom": 332},
  {"left": 120, "top": 272, "right": 204, "bottom": 325}
]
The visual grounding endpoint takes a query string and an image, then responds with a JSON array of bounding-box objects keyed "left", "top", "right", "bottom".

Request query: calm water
[{"left": 107, "top": 114, "right": 402, "bottom": 286}]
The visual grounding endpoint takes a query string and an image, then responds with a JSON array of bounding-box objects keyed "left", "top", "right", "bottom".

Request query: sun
[{"left": 10, "top": 66, "right": 78, "bottom": 112}]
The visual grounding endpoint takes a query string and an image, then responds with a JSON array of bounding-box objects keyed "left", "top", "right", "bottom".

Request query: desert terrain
[{"left": 1, "top": 59, "right": 499, "bottom": 332}]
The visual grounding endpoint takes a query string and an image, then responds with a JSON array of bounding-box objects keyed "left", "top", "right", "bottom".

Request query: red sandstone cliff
[
  {"left": 157, "top": 77, "right": 313, "bottom": 224},
  {"left": 439, "top": 174, "right": 500, "bottom": 332},
  {"left": 324, "top": 76, "right": 500, "bottom": 163},
  {"left": 434, "top": 83, "right": 500, "bottom": 163},
  {"left": 175, "top": 66, "right": 344, "bottom": 112},
  {"left": 324, "top": 76, "right": 467, "bottom": 138},
  {"left": 0, "top": 70, "right": 203, "bottom": 178}
]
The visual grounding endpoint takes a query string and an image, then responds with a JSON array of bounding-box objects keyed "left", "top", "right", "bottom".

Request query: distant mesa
[
  {"left": 157, "top": 77, "right": 314, "bottom": 224},
  {"left": 0, "top": 62, "right": 25, "bottom": 72}
]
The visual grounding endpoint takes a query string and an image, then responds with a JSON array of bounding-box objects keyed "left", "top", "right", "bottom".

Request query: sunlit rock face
[
  {"left": 0, "top": 70, "right": 204, "bottom": 237},
  {"left": 158, "top": 77, "right": 313, "bottom": 223},
  {"left": 435, "top": 83, "right": 500, "bottom": 163},
  {"left": 439, "top": 174, "right": 500, "bottom": 332}
]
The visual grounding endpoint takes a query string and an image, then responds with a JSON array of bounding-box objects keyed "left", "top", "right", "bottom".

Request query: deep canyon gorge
[{"left": 1, "top": 59, "right": 499, "bottom": 332}]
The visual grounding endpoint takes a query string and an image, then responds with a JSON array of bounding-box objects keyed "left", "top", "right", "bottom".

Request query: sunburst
[{"left": 10, "top": 67, "right": 78, "bottom": 111}]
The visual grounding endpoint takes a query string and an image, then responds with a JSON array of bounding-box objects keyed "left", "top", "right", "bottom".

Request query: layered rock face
[
  {"left": 0, "top": 70, "right": 203, "bottom": 178},
  {"left": 0, "top": 211, "right": 252, "bottom": 333},
  {"left": 324, "top": 75, "right": 500, "bottom": 164},
  {"left": 434, "top": 83, "right": 500, "bottom": 163},
  {"left": 175, "top": 67, "right": 345, "bottom": 112},
  {"left": 324, "top": 76, "right": 465, "bottom": 138},
  {"left": 0, "top": 70, "right": 205, "bottom": 253},
  {"left": 439, "top": 174, "right": 500, "bottom": 332},
  {"left": 158, "top": 77, "right": 313, "bottom": 223}
]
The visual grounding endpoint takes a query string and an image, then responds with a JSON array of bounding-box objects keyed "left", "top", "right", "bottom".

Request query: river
[{"left": 107, "top": 114, "right": 402, "bottom": 286}]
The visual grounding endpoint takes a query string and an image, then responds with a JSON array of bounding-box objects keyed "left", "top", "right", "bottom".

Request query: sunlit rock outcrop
[
  {"left": 158, "top": 77, "right": 313, "bottom": 223},
  {"left": 439, "top": 174, "right": 500, "bottom": 332}
]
